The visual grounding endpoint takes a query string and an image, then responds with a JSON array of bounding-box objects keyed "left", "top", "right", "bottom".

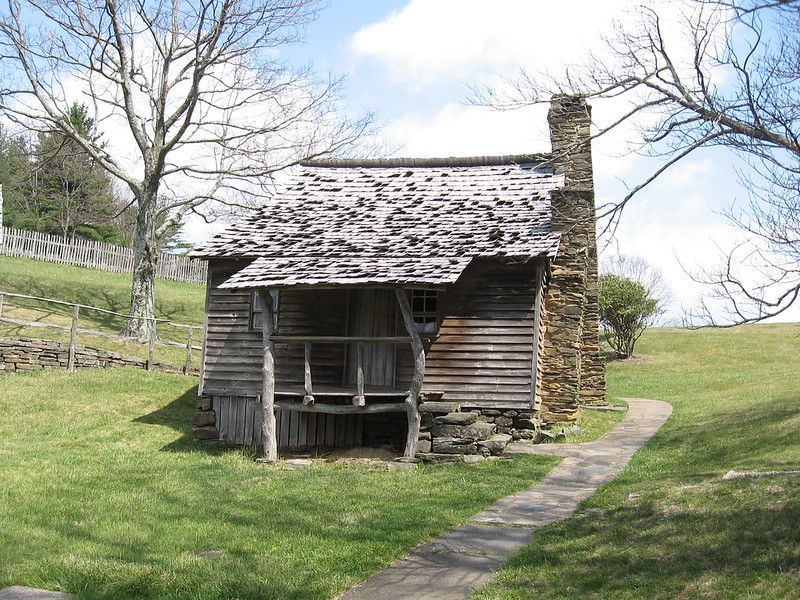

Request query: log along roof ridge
[{"left": 191, "top": 156, "right": 564, "bottom": 288}]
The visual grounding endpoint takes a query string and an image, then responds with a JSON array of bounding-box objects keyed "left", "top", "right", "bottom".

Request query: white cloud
[
  {"left": 384, "top": 102, "right": 549, "bottom": 156},
  {"left": 350, "top": 0, "right": 633, "bottom": 84}
]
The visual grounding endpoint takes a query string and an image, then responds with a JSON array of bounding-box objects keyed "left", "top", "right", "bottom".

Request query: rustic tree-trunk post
[
  {"left": 0, "top": 292, "right": 4, "bottom": 321},
  {"left": 303, "top": 341, "right": 315, "bottom": 405},
  {"left": 183, "top": 327, "right": 193, "bottom": 375},
  {"left": 352, "top": 340, "right": 366, "bottom": 407},
  {"left": 258, "top": 288, "right": 278, "bottom": 462},
  {"left": 395, "top": 289, "right": 424, "bottom": 458},
  {"left": 68, "top": 304, "right": 79, "bottom": 372}
]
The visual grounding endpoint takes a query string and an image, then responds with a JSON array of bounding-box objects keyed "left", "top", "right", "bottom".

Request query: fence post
[
  {"left": 68, "top": 304, "right": 80, "bottom": 372},
  {"left": 146, "top": 321, "right": 156, "bottom": 371},
  {"left": 183, "top": 327, "right": 193, "bottom": 375},
  {"left": 0, "top": 292, "right": 4, "bottom": 321}
]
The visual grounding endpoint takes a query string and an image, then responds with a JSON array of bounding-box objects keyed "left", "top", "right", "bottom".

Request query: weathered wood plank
[
  {"left": 244, "top": 398, "right": 255, "bottom": 444},
  {"left": 303, "top": 341, "right": 315, "bottom": 405},
  {"left": 271, "top": 335, "right": 411, "bottom": 344},
  {"left": 67, "top": 304, "right": 79, "bottom": 372},
  {"left": 325, "top": 413, "right": 336, "bottom": 446},
  {"left": 352, "top": 341, "right": 366, "bottom": 406},
  {"left": 274, "top": 401, "right": 409, "bottom": 414}
]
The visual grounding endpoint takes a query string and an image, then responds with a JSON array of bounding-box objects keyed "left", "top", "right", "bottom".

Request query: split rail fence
[
  {"left": 0, "top": 226, "right": 206, "bottom": 284},
  {"left": 0, "top": 290, "right": 203, "bottom": 374}
]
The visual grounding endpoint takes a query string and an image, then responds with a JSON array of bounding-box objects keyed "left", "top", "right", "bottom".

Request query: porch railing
[{"left": 269, "top": 335, "right": 413, "bottom": 409}]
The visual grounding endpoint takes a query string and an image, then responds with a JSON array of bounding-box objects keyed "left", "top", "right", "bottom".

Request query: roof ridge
[{"left": 300, "top": 154, "right": 553, "bottom": 169}]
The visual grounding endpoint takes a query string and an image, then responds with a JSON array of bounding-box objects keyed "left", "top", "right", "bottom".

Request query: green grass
[
  {"left": 0, "top": 255, "right": 206, "bottom": 366},
  {"left": 0, "top": 255, "right": 206, "bottom": 324},
  {"left": 475, "top": 323, "right": 800, "bottom": 600},
  {"left": 554, "top": 398, "right": 628, "bottom": 444},
  {"left": 0, "top": 368, "right": 557, "bottom": 600}
]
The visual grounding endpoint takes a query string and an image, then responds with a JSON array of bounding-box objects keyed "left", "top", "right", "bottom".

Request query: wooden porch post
[
  {"left": 395, "top": 288, "right": 424, "bottom": 458},
  {"left": 352, "top": 341, "right": 366, "bottom": 407},
  {"left": 258, "top": 288, "right": 278, "bottom": 461},
  {"left": 303, "top": 341, "right": 315, "bottom": 405}
]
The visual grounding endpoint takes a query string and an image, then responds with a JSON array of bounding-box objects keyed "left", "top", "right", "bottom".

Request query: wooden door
[{"left": 346, "top": 289, "right": 397, "bottom": 388}]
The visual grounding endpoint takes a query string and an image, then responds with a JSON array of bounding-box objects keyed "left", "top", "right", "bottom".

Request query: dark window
[
  {"left": 250, "top": 290, "right": 279, "bottom": 331},
  {"left": 411, "top": 289, "right": 438, "bottom": 335}
]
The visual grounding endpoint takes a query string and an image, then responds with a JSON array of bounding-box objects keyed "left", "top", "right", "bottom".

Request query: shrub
[{"left": 599, "top": 273, "right": 660, "bottom": 358}]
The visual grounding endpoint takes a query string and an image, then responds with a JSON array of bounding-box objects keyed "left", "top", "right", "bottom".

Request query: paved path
[
  {"left": 0, "top": 587, "right": 71, "bottom": 600},
  {"left": 339, "top": 398, "right": 672, "bottom": 600}
]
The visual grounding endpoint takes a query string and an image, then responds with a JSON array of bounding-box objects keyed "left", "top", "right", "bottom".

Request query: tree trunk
[{"left": 122, "top": 186, "right": 158, "bottom": 340}]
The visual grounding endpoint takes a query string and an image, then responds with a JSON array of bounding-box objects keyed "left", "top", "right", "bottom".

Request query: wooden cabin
[{"left": 190, "top": 96, "right": 606, "bottom": 460}]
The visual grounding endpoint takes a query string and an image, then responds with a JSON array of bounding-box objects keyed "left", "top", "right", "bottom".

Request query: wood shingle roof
[{"left": 192, "top": 156, "right": 563, "bottom": 289}]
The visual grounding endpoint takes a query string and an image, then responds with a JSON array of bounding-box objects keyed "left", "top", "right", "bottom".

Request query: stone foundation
[
  {"left": 415, "top": 408, "right": 541, "bottom": 463},
  {"left": 193, "top": 395, "right": 219, "bottom": 440}
]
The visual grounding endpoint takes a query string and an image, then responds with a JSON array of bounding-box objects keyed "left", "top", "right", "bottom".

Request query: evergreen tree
[
  {"left": 0, "top": 126, "right": 35, "bottom": 230},
  {"left": 31, "top": 103, "right": 118, "bottom": 240}
]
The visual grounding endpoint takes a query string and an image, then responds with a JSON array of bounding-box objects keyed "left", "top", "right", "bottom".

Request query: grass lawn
[
  {"left": 0, "top": 368, "right": 557, "bottom": 600},
  {"left": 0, "top": 255, "right": 206, "bottom": 324},
  {"left": 555, "top": 398, "right": 628, "bottom": 444},
  {"left": 0, "top": 255, "right": 206, "bottom": 367},
  {"left": 475, "top": 323, "right": 800, "bottom": 599}
]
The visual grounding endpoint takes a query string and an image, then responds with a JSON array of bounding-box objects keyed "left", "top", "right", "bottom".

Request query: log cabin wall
[
  {"left": 201, "top": 258, "right": 349, "bottom": 396},
  {"left": 397, "top": 259, "right": 543, "bottom": 410}
]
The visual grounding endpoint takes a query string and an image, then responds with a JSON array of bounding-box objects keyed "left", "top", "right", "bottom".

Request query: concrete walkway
[{"left": 339, "top": 398, "right": 672, "bottom": 600}]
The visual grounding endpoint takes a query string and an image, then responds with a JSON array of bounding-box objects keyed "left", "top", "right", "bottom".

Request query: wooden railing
[
  {"left": 0, "top": 226, "right": 207, "bottom": 284},
  {"left": 0, "top": 290, "right": 202, "bottom": 373},
  {"left": 269, "top": 335, "right": 413, "bottom": 408}
]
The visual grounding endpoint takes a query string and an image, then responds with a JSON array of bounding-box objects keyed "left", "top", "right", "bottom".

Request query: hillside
[
  {"left": 477, "top": 322, "right": 800, "bottom": 599},
  {"left": 0, "top": 255, "right": 206, "bottom": 323},
  {"left": 0, "top": 255, "right": 207, "bottom": 366}
]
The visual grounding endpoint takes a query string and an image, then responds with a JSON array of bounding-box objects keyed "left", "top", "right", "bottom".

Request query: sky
[{"left": 181, "top": 0, "right": 799, "bottom": 324}]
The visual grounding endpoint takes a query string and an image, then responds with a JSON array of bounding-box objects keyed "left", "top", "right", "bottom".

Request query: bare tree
[
  {"left": 0, "top": 0, "right": 371, "bottom": 338},
  {"left": 475, "top": 0, "right": 800, "bottom": 324}
]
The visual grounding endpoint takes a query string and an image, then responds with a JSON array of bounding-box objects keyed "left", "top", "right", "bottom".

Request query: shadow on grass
[
  {"left": 652, "top": 392, "right": 800, "bottom": 474},
  {"left": 483, "top": 483, "right": 800, "bottom": 599},
  {"left": 133, "top": 384, "right": 250, "bottom": 456}
]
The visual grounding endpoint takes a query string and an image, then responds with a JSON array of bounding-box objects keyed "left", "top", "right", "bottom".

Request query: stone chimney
[{"left": 536, "top": 95, "right": 606, "bottom": 424}]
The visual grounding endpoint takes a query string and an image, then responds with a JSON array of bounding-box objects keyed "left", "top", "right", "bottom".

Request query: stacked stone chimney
[{"left": 536, "top": 95, "right": 606, "bottom": 424}]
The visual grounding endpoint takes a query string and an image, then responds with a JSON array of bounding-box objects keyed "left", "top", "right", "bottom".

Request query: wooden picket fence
[{"left": 0, "top": 226, "right": 207, "bottom": 284}]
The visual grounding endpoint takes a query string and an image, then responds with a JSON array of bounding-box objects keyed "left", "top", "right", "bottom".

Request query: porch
[{"left": 257, "top": 289, "right": 426, "bottom": 459}]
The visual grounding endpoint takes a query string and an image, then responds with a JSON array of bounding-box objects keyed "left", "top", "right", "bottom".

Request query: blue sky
[{"left": 186, "top": 0, "right": 797, "bottom": 323}]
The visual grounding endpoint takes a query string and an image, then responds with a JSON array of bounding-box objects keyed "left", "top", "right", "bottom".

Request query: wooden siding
[
  {"left": 400, "top": 259, "right": 542, "bottom": 409},
  {"left": 201, "top": 259, "right": 349, "bottom": 396},
  {"left": 213, "top": 395, "right": 365, "bottom": 448},
  {"left": 346, "top": 289, "right": 397, "bottom": 387}
]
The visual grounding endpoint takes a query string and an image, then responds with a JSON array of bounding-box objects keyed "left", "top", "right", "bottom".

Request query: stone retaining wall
[{"left": 0, "top": 336, "right": 194, "bottom": 376}]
